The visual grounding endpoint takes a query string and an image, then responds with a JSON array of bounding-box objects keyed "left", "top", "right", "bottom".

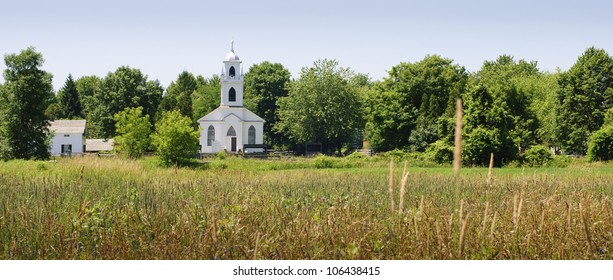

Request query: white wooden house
[{"left": 49, "top": 120, "right": 86, "bottom": 155}]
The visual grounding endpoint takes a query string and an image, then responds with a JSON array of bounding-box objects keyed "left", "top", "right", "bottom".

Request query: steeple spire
[{"left": 231, "top": 40, "right": 234, "bottom": 52}]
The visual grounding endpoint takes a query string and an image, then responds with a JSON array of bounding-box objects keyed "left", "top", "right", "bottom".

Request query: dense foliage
[
  {"left": 0, "top": 47, "right": 54, "bottom": 160},
  {"left": 276, "top": 59, "right": 363, "bottom": 154},
  {"left": 151, "top": 110, "right": 199, "bottom": 166},
  {"left": 87, "top": 66, "right": 163, "bottom": 139},
  {"left": 556, "top": 48, "right": 613, "bottom": 155},
  {"left": 157, "top": 71, "right": 197, "bottom": 122},
  {"left": 364, "top": 55, "right": 467, "bottom": 152},
  {"left": 55, "top": 74, "right": 83, "bottom": 119},
  {"left": 244, "top": 61, "right": 291, "bottom": 148},
  {"left": 113, "top": 107, "right": 152, "bottom": 159}
]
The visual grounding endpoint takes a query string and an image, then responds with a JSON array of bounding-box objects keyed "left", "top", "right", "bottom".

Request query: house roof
[
  {"left": 85, "top": 139, "right": 114, "bottom": 152},
  {"left": 49, "top": 120, "right": 86, "bottom": 134}
]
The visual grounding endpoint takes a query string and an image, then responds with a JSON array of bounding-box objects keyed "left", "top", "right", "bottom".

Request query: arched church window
[
  {"left": 229, "top": 87, "right": 236, "bottom": 102},
  {"left": 226, "top": 126, "right": 237, "bottom": 136},
  {"left": 229, "top": 66, "right": 236, "bottom": 77},
  {"left": 207, "top": 125, "right": 215, "bottom": 146},
  {"left": 248, "top": 125, "right": 256, "bottom": 144}
]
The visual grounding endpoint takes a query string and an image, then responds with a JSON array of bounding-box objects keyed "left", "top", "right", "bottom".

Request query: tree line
[{"left": 1, "top": 46, "right": 612, "bottom": 164}]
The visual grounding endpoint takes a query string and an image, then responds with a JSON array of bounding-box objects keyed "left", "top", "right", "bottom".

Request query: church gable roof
[{"left": 198, "top": 107, "right": 265, "bottom": 123}]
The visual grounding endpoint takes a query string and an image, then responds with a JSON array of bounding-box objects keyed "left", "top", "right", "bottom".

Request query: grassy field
[{"left": 0, "top": 156, "right": 611, "bottom": 259}]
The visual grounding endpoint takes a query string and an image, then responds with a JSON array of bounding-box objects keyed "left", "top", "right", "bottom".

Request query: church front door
[{"left": 231, "top": 137, "right": 237, "bottom": 152}]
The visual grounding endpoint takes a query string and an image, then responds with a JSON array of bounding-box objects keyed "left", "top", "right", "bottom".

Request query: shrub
[
  {"left": 313, "top": 155, "right": 335, "bottom": 169},
  {"left": 550, "top": 155, "right": 572, "bottom": 168},
  {"left": 382, "top": 149, "right": 410, "bottom": 160},
  {"left": 523, "top": 145, "right": 553, "bottom": 167},
  {"left": 587, "top": 125, "right": 613, "bottom": 162},
  {"left": 215, "top": 151, "right": 227, "bottom": 160},
  {"left": 425, "top": 140, "right": 453, "bottom": 164},
  {"left": 151, "top": 110, "right": 199, "bottom": 167},
  {"left": 113, "top": 107, "right": 151, "bottom": 159}
]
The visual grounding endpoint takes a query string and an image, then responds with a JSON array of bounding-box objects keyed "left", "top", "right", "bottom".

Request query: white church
[{"left": 198, "top": 43, "right": 265, "bottom": 153}]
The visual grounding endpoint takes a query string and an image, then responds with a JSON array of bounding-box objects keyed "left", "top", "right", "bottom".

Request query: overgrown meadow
[{"left": 0, "top": 156, "right": 611, "bottom": 259}]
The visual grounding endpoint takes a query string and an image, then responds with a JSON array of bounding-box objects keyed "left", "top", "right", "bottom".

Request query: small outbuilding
[
  {"left": 49, "top": 120, "right": 86, "bottom": 156},
  {"left": 85, "top": 139, "right": 114, "bottom": 153}
]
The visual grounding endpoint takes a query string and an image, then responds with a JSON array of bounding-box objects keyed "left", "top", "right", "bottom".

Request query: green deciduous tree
[
  {"left": 192, "top": 75, "right": 220, "bottom": 122},
  {"left": 477, "top": 55, "right": 541, "bottom": 150},
  {"left": 113, "top": 107, "right": 151, "bottom": 159},
  {"left": 88, "top": 66, "right": 163, "bottom": 138},
  {"left": 157, "top": 71, "right": 197, "bottom": 122},
  {"left": 75, "top": 75, "right": 102, "bottom": 118},
  {"left": 0, "top": 83, "right": 10, "bottom": 159},
  {"left": 556, "top": 47, "right": 613, "bottom": 155},
  {"left": 364, "top": 55, "right": 467, "bottom": 152},
  {"left": 244, "top": 61, "right": 291, "bottom": 148},
  {"left": 151, "top": 110, "right": 199, "bottom": 166},
  {"left": 462, "top": 85, "right": 516, "bottom": 166},
  {"left": 364, "top": 90, "right": 416, "bottom": 151},
  {"left": 56, "top": 74, "right": 83, "bottom": 119},
  {"left": 275, "top": 59, "right": 363, "bottom": 154},
  {"left": 1, "top": 47, "right": 54, "bottom": 160}
]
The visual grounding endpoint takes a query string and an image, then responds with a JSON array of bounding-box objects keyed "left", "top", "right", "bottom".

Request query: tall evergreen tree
[
  {"left": 56, "top": 74, "right": 82, "bottom": 119},
  {"left": 1, "top": 47, "right": 54, "bottom": 160}
]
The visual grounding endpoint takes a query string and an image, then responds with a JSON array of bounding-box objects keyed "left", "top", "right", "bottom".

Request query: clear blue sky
[{"left": 1, "top": 0, "right": 612, "bottom": 91}]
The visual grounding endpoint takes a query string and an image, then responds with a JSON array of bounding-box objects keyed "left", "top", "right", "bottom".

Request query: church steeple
[{"left": 220, "top": 41, "right": 243, "bottom": 107}]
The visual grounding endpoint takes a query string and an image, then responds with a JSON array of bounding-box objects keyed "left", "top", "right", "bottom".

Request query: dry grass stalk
[
  {"left": 459, "top": 199, "right": 464, "bottom": 233},
  {"left": 566, "top": 202, "right": 572, "bottom": 232},
  {"left": 253, "top": 231, "right": 260, "bottom": 259},
  {"left": 481, "top": 201, "right": 490, "bottom": 238},
  {"left": 398, "top": 161, "right": 409, "bottom": 213},
  {"left": 489, "top": 212, "right": 498, "bottom": 244},
  {"left": 418, "top": 195, "right": 424, "bottom": 215},
  {"left": 579, "top": 203, "right": 593, "bottom": 253},
  {"left": 389, "top": 158, "right": 395, "bottom": 213},
  {"left": 459, "top": 213, "right": 469, "bottom": 258},
  {"left": 487, "top": 153, "right": 494, "bottom": 185},
  {"left": 512, "top": 193, "right": 523, "bottom": 232},
  {"left": 453, "top": 98, "right": 463, "bottom": 179}
]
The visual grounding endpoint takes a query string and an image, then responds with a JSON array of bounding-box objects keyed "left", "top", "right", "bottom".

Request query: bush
[
  {"left": 550, "top": 155, "right": 572, "bottom": 168},
  {"left": 215, "top": 151, "right": 227, "bottom": 160},
  {"left": 425, "top": 140, "right": 453, "bottom": 164},
  {"left": 151, "top": 110, "right": 199, "bottom": 167},
  {"left": 382, "top": 149, "right": 410, "bottom": 160},
  {"left": 313, "top": 155, "right": 335, "bottom": 169},
  {"left": 587, "top": 125, "right": 613, "bottom": 162},
  {"left": 522, "top": 145, "right": 553, "bottom": 167}
]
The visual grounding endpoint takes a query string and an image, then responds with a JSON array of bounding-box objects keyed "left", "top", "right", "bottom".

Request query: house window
[
  {"left": 229, "top": 66, "right": 236, "bottom": 77},
  {"left": 61, "top": 144, "right": 72, "bottom": 154},
  {"left": 229, "top": 87, "right": 236, "bottom": 102},
  {"left": 248, "top": 125, "right": 256, "bottom": 144},
  {"left": 207, "top": 125, "right": 215, "bottom": 146},
  {"left": 227, "top": 126, "right": 236, "bottom": 136}
]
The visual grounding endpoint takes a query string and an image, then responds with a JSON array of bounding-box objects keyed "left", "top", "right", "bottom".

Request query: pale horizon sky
[{"left": 1, "top": 0, "right": 612, "bottom": 91}]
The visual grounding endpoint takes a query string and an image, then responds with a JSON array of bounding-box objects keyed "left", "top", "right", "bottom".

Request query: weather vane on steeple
[{"left": 231, "top": 40, "right": 234, "bottom": 52}]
